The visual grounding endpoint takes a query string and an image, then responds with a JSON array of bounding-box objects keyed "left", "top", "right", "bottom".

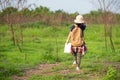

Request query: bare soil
[
  {"left": 12, "top": 62, "right": 120, "bottom": 80},
  {"left": 12, "top": 63, "right": 80, "bottom": 80}
]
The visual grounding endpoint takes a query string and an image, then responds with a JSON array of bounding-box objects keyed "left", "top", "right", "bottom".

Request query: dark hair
[
  {"left": 76, "top": 23, "right": 86, "bottom": 31},
  {"left": 75, "top": 23, "right": 82, "bottom": 27}
]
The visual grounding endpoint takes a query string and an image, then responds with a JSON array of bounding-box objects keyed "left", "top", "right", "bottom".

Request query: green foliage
[
  {"left": 0, "top": 5, "right": 120, "bottom": 25},
  {"left": 35, "top": 6, "right": 50, "bottom": 14},
  {"left": 19, "top": 8, "right": 31, "bottom": 16},
  {"left": 40, "top": 43, "right": 57, "bottom": 63},
  {"left": 29, "top": 74, "right": 67, "bottom": 80},
  {"left": 2, "top": 7, "right": 18, "bottom": 15},
  {"left": 55, "top": 9, "right": 66, "bottom": 14},
  {"left": 90, "top": 9, "right": 102, "bottom": 16},
  {"left": 0, "top": 24, "right": 120, "bottom": 80},
  {"left": 102, "top": 67, "right": 117, "bottom": 80}
]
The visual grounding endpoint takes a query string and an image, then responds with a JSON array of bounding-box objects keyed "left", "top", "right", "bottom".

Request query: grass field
[{"left": 0, "top": 24, "right": 120, "bottom": 80}]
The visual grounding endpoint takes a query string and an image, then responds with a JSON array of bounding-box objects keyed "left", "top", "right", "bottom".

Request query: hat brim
[{"left": 74, "top": 20, "right": 84, "bottom": 23}]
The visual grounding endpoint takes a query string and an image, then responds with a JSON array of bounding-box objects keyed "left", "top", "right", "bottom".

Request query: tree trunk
[
  {"left": 109, "top": 25, "right": 115, "bottom": 52},
  {"left": 10, "top": 24, "right": 15, "bottom": 45},
  {"left": 104, "top": 24, "right": 107, "bottom": 49},
  {"left": 19, "top": 24, "right": 23, "bottom": 44},
  {"left": 15, "top": 35, "right": 22, "bottom": 52}
]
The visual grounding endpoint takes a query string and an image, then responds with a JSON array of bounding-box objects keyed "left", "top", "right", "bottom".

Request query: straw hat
[{"left": 74, "top": 15, "right": 84, "bottom": 23}]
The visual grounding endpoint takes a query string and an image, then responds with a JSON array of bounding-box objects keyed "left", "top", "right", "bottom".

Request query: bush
[{"left": 103, "top": 67, "right": 117, "bottom": 80}]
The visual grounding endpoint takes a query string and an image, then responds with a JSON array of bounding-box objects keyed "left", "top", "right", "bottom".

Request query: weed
[
  {"left": 102, "top": 67, "right": 117, "bottom": 80},
  {"left": 0, "top": 24, "right": 120, "bottom": 80},
  {"left": 28, "top": 74, "right": 67, "bottom": 80}
]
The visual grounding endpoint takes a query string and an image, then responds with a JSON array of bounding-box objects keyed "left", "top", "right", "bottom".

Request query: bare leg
[
  {"left": 72, "top": 53, "right": 77, "bottom": 66},
  {"left": 76, "top": 53, "right": 82, "bottom": 70}
]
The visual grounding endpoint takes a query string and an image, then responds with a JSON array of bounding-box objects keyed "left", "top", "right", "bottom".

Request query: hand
[
  {"left": 65, "top": 41, "right": 68, "bottom": 44},
  {"left": 65, "top": 42, "right": 68, "bottom": 45}
]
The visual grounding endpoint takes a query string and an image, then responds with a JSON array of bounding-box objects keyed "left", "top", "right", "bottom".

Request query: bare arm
[{"left": 66, "top": 32, "right": 71, "bottom": 44}]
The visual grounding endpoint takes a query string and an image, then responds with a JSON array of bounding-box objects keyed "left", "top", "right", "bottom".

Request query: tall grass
[{"left": 0, "top": 24, "right": 120, "bottom": 80}]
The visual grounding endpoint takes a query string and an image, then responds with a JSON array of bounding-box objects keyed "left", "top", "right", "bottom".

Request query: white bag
[{"left": 64, "top": 43, "right": 71, "bottom": 53}]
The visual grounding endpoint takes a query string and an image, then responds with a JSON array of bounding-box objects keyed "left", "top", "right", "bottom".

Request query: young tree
[
  {"left": 0, "top": 0, "right": 29, "bottom": 52},
  {"left": 92, "top": 0, "right": 120, "bottom": 52}
]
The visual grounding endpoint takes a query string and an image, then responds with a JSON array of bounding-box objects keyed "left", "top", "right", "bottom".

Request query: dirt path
[
  {"left": 12, "top": 63, "right": 80, "bottom": 80},
  {"left": 12, "top": 62, "right": 120, "bottom": 80},
  {"left": 13, "top": 63, "right": 59, "bottom": 80}
]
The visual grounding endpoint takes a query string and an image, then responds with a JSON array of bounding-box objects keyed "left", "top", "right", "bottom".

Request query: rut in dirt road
[{"left": 12, "top": 63, "right": 81, "bottom": 80}]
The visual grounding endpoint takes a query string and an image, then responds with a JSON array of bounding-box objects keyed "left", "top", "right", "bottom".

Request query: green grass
[
  {"left": 28, "top": 74, "right": 68, "bottom": 80},
  {"left": 0, "top": 24, "right": 120, "bottom": 80}
]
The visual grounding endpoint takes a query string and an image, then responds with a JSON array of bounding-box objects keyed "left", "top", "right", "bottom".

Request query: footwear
[
  {"left": 73, "top": 61, "right": 76, "bottom": 65},
  {"left": 72, "top": 61, "right": 77, "bottom": 67},
  {"left": 82, "top": 51, "right": 85, "bottom": 56},
  {"left": 76, "top": 66, "right": 80, "bottom": 71}
]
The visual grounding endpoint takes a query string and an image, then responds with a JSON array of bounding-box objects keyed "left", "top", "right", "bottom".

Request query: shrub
[{"left": 103, "top": 67, "right": 117, "bottom": 80}]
